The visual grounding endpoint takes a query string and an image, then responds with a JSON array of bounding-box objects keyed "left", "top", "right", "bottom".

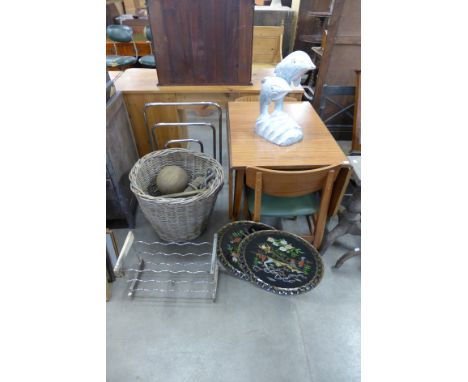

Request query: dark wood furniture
[
  {"left": 293, "top": 0, "right": 332, "bottom": 51},
  {"left": 227, "top": 101, "right": 352, "bottom": 222},
  {"left": 312, "top": 0, "right": 361, "bottom": 123},
  {"left": 106, "top": 91, "right": 139, "bottom": 227},
  {"left": 146, "top": 0, "right": 255, "bottom": 86},
  {"left": 318, "top": 85, "right": 355, "bottom": 140}
]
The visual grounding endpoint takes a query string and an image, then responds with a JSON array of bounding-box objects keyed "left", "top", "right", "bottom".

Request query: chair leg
[
  {"left": 306, "top": 215, "right": 315, "bottom": 242},
  {"left": 313, "top": 219, "right": 327, "bottom": 250}
]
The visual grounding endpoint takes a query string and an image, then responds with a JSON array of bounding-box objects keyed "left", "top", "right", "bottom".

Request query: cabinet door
[
  {"left": 106, "top": 92, "right": 139, "bottom": 219},
  {"left": 147, "top": 0, "right": 254, "bottom": 85}
]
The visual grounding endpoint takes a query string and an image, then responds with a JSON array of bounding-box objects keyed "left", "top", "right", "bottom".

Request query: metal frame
[
  {"left": 151, "top": 122, "right": 217, "bottom": 160},
  {"left": 164, "top": 139, "right": 204, "bottom": 153},
  {"left": 143, "top": 101, "right": 223, "bottom": 164},
  {"left": 126, "top": 234, "right": 219, "bottom": 302}
]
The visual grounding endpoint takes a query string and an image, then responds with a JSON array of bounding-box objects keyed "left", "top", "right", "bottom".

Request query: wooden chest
[{"left": 147, "top": 0, "right": 255, "bottom": 85}]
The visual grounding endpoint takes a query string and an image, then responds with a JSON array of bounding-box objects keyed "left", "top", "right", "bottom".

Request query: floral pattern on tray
[
  {"left": 240, "top": 231, "right": 324, "bottom": 295},
  {"left": 216, "top": 221, "right": 275, "bottom": 279}
]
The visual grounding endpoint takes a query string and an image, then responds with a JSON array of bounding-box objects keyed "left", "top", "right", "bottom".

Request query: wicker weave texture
[{"left": 129, "top": 148, "right": 224, "bottom": 241}]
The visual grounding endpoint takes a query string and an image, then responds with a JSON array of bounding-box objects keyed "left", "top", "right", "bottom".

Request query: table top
[
  {"left": 228, "top": 102, "right": 348, "bottom": 169},
  {"left": 109, "top": 66, "right": 304, "bottom": 94}
]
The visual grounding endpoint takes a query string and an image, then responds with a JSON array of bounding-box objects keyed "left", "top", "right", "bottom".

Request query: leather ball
[{"left": 156, "top": 165, "right": 188, "bottom": 195}]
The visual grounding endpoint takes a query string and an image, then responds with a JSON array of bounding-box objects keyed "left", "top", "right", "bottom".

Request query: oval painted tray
[
  {"left": 217, "top": 221, "right": 275, "bottom": 279},
  {"left": 239, "top": 230, "right": 324, "bottom": 295}
]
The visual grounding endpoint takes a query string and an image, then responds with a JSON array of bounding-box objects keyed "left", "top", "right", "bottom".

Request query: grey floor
[{"left": 107, "top": 109, "right": 360, "bottom": 382}]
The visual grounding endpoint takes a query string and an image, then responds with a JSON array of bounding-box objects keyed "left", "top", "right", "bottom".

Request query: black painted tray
[
  {"left": 216, "top": 221, "right": 275, "bottom": 279},
  {"left": 239, "top": 230, "right": 324, "bottom": 295}
]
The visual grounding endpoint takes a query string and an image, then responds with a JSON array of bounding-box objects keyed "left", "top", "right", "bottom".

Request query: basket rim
[{"left": 129, "top": 148, "right": 224, "bottom": 204}]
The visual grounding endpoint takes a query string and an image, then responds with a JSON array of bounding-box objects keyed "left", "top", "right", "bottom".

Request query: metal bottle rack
[{"left": 114, "top": 232, "right": 219, "bottom": 302}]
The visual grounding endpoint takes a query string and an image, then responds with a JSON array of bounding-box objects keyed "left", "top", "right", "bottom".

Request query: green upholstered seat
[
  {"left": 145, "top": 26, "right": 153, "bottom": 42},
  {"left": 106, "top": 25, "right": 133, "bottom": 43},
  {"left": 139, "top": 55, "right": 156, "bottom": 67},
  {"left": 247, "top": 189, "right": 320, "bottom": 217},
  {"left": 106, "top": 25, "right": 137, "bottom": 68},
  {"left": 106, "top": 55, "right": 137, "bottom": 67}
]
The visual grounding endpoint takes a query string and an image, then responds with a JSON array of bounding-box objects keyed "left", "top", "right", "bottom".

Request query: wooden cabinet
[
  {"left": 106, "top": 91, "right": 139, "bottom": 227},
  {"left": 146, "top": 0, "right": 255, "bottom": 85}
]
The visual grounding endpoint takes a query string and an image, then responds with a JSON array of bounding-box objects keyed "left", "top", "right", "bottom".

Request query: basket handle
[{"left": 164, "top": 139, "right": 204, "bottom": 153}]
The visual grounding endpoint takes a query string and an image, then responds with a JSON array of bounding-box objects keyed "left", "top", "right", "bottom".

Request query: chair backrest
[
  {"left": 252, "top": 26, "right": 284, "bottom": 65},
  {"left": 234, "top": 95, "right": 298, "bottom": 103},
  {"left": 245, "top": 165, "right": 339, "bottom": 247},
  {"left": 107, "top": 24, "right": 134, "bottom": 43},
  {"left": 245, "top": 165, "right": 339, "bottom": 198}
]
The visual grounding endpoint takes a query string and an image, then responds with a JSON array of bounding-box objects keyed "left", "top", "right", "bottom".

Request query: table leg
[
  {"left": 328, "top": 166, "right": 352, "bottom": 217},
  {"left": 233, "top": 168, "right": 245, "bottom": 221}
]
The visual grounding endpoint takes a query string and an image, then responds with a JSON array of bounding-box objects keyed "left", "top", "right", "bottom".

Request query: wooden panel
[
  {"left": 254, "top": 7, "right": 295, "bottom": 57},
  {"left": 106, "top": 41, "right": 151, "bottom": 56},
  {"left": 108, "top": 67, "right": 304, "bottom": 94},
  {"left": 147, "top": 0, "right": 254, "bottom": 85},
  {"left": 252, "top": 26, "right": 284, "bottom": 64},
  {"left": 123, "top": 93, "right": 186, "bottom": 155},
  {"left": 351, "top": 70, "right": 361, "bottom": 152}
]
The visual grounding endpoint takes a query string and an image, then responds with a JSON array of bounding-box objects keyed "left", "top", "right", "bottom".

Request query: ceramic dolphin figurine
[
  {"left": 254, "top": 50, "right": 315, "bottom": 147},
  {"left": 255, "top": 76, "right": 302, "bottom": 146},
  {"left": 258, "top": 76, "right": 291, "bottom": 117},
  {"left": 274, "top": 50, "right": 316, "bottom": 87}
]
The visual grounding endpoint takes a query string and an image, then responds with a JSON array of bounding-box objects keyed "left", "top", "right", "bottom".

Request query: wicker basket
[{"left": 129, "top": 148, "right": 224, "bottom": 241}]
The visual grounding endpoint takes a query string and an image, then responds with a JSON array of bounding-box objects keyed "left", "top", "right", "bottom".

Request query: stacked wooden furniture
[
  {"left": 227, "top": 102, "right": 352, "bottom": 226},
  {"left": 146, "top": 0, "right": 254, "bottom": 86},
  {"left": 109, "top": 67, "right": 303, "bottom": 157},
  {"left": 312, "top": 0, "right": 361, "bottom": 140}
]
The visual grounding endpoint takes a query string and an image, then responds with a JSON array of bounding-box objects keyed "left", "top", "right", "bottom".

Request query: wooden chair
[
  {"left": 234, "top": 95, "right": 298, "bottom": 102},
  {"left": 244, "top": 165, "right": 339, "bottom": 249},
  {"left": 252, "top": 26, "right": 284, "bottom": 66}
]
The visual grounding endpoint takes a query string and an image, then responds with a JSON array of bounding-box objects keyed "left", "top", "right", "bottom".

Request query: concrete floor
[{"left": 107, "top": 109, "right": 360, "bottom": 382}]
